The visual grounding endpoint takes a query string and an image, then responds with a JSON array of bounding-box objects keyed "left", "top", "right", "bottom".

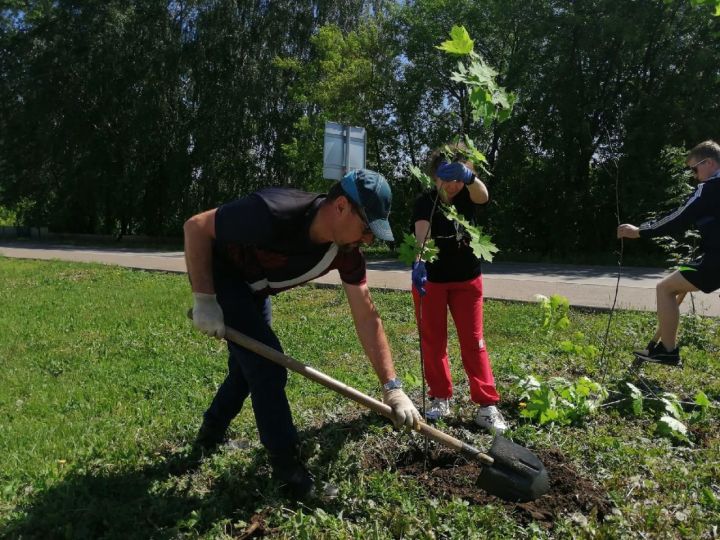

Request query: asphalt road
[{"left": 2, "top": 242, "right": 719, "bottom": 316}]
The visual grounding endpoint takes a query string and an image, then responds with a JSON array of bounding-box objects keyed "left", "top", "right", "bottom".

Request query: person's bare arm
[
  {"left": 184, "top": 209, "right": 217, "bottom": 293},
  {"left": 617, "top": 223, "right": 640, "bottom": 239},
  {"left": 343, "top": 281, "right": 421, "bottom": 429},
  {"left": 343, "top": 281, "right": 395, "bottom": 383},
  {"left": 414, "top": 219, "right": 431, "bottom": 251},
  {"left": 466, "top": 177, "right": 489, "bottom": 204},
  {"left": 184, "top": 209, "right": 225, "bottom": 338}
]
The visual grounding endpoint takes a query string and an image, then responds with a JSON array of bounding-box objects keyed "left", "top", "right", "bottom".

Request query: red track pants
[{"left": 412, "top": 274, "right": 500, "bottom": 405}]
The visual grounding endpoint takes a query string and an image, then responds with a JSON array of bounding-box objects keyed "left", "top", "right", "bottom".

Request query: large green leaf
[
  {"left": 468, "top": 226, "right": 500, "bottom": 262},
  {"left": 626, "top": 383, "right": 644, "bottom": 415},
  {"left": 396, "top": 233, "right": 439, "bottom": 265},
  {"left": 397, "top": 233, "right": 420, "bottom": 266},
  {"left": 694, "top": 390, "right": 710, "bottom": 408},
  {"left": 435, "top": 25, "right": 474, "bottom": 55},
  {"left": 462, "top": 135, "right": 489, "bottom": 165},
  {"left": 409, "top": 165, "right": 435, "bottom": 191},
  {"left": 661, "top": 393, "right": 685, "bottom": 420},
  {"left": 443, "top": 204, "right": 499, "bottom": 262},
  {"left": 466, "top": 58, "right": 497, "bottom": 85},
  {"left": 656, "top": 415, "right": 689, "bottom": 442}
]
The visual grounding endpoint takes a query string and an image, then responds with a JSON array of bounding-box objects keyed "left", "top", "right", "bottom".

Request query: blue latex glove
[
  {"left": 411, "top": 261, "right": 427, "bottom": 296},
  {"left": 436, "top": 161, "right": 475, "bottom": 184}
]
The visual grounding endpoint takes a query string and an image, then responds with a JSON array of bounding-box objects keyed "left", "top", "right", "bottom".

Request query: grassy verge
[{"left": 0, "top": 258, "right": 718, "bottom": 539}]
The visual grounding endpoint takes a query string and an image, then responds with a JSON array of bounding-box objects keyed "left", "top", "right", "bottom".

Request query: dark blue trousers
[{"left": 203, "top": 274, "right": 298, "bottom": 454}]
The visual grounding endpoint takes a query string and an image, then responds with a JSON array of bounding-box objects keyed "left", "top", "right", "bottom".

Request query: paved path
[{"left": 2, "top": 242, "right": 719, "bottom": 316}]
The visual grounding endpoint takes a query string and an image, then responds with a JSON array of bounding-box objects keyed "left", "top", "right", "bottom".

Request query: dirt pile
[{"left": 366, "top": 444, "right": 611, "bottom": 526}]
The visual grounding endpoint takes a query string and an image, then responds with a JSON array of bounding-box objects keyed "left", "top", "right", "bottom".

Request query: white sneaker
[
  {"left": 475, "top": 405, "right": 508, "bottom": 434},
  {"left": 424, "top": 398, "right": 452, "bottom": 421}
]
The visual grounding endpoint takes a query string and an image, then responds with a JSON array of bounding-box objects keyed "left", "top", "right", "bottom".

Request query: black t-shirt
[
  {"left": 412, "top": 187, "right": 483, "bottom": 282},
  {"left": 213, "top": 187, "right": 366, "bottom": 296}
]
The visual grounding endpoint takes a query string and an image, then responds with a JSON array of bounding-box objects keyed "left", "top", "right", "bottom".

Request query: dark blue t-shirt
[{"left": 213, "top": 187, "right": 366, "bottom": 295}]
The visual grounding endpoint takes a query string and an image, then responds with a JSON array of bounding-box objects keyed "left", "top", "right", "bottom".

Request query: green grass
[{"left": 0, "top": 258, "right": 718, "bottom": 539}]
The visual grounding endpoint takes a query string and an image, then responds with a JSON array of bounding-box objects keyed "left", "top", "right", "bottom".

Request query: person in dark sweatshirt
[
  {"left": 617, "top": 140, "right": 720, "bottom": 366},
  {"left": 184, "top": 169, "right": 420, "bottom": 498}
]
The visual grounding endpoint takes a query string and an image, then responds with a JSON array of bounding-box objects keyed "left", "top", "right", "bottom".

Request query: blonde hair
[{"left": 687, "top": 140, "right": 720, "bottom": 163}]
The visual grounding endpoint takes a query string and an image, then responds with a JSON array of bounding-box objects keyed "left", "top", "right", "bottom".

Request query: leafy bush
[
  {"left": 558, "top": 332, "right": 600, "bottom": 361},
  {"left": 622, "top": 384, "right": 713, "bottom": 443},
  {"left": 533, "top": 294, "right": 599, "bottom": 361},
  {"left": 0, "top": 206, "right": 16, "bottom": 226},
  {"left": 534, "top": 294, "right": 570, "bottom": 334},
  {"left": 516, "top": 375, "right": 608, "bottom": 426}
]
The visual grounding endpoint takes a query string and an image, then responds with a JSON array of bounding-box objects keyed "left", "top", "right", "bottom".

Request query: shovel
[{"left": 189, "top": 313, "right": 550, "bottom": 502}]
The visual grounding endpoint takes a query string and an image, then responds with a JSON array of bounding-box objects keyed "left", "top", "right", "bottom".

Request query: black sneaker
[
  {"left": 270, "top": 450, "right": 316, "bottom": 499},
  {"left": 277, "top": 464, "right": 316, "bottom": 499},
  {"left": 194, "top": 420, "right": 228, "bottom": 452},
  {"left": 634, "top": 344, "right": 682, "bottom": 367},
  {"left": 633, "top": 340, "right": 658, "bottom": 358}
]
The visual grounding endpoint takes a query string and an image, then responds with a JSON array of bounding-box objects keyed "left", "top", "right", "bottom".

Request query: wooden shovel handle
[{"left": 189, "top": 310, "right": 493, "bottom": 466}]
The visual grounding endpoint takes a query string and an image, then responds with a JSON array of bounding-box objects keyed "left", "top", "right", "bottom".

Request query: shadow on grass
[
  {"left": 3, "top": 414, "right": 383, "bottom": 540},
  {"left": 4, "top": 448, "right": 226, "bottom": 539}
]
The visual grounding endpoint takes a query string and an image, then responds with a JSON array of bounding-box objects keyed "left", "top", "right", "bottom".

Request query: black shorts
[{"left": 679, "top": 254, "right": 720, "bottom": 294}]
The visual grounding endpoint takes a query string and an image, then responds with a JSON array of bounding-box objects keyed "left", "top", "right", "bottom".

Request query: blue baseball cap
[{"left": 340, "top": 169, "right": 394, "bottom": 242}]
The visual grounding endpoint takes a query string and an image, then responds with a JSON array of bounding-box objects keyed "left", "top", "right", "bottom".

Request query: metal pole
[{"left": 344, "top": 125, "right": 350, "bottom": 175}]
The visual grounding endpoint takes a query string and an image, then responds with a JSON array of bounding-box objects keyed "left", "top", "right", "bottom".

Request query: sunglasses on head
[{"left": 688, "top": 158, "right": 708, "bottom": 173}]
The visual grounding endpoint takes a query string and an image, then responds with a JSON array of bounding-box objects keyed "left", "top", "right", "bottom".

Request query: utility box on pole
[{"left": 323, "top": 122, "right": 366, "bottom": 180}]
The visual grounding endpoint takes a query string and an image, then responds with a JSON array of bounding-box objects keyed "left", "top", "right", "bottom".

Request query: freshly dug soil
[{"left": 365, "top": 444, "right": 611, "bottom": 526}]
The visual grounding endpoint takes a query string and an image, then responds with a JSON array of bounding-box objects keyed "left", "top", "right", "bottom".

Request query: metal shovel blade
[{"left": 476, "top": 435, "right": 550, "bottom": 502}]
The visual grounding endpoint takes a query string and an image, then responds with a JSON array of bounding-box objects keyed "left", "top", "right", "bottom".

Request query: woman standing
[{"left": 411, "top": 146, "right": 507, "bottom": 433}]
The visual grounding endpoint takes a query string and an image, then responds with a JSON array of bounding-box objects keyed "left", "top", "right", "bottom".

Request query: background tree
[
  {"left": 1, "top": 0, "right": 718, "bottom": 261},
  {"left": 0, "top": 0, "right": 378, "bottom": 235}
]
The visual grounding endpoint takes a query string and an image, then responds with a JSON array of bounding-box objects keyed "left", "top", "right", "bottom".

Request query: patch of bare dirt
[
  {"left": 364, "top": 445, "right": 611, "bottom": 526},
  {"left": 688, "top": 424, "right": 716, "bottom": 447},
  {"left": 235, "top": 511, "right": 273, "bottom": 539}
]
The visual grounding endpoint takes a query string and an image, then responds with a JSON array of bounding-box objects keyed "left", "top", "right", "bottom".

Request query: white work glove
[
  {"left": 192, "top": 292, "right": 225, "bottom": 338},
  {"left": 382, "top": 388, "right": 422, "bottom": 430}
]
